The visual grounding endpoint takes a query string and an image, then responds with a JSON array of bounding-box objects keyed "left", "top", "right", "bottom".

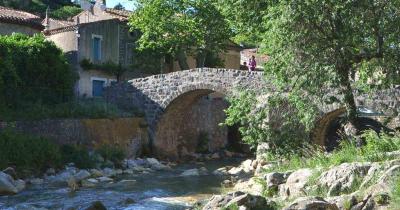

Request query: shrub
[
  {"left": 96, "top": 145, "right": 125, "bottom": 167},
  {"left": 0, "top": 130, "right": 62, "bottom": 176},
  {"left": 0, "top": 34, "right": 78, "bottom": 110},
  {"left": 60, "top": 145, "right": 96, "bottom": 169}
]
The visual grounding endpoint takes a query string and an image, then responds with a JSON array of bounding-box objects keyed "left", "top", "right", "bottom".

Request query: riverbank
[{"left": 196, "top": 133, "right": 400, "bottom": 210}]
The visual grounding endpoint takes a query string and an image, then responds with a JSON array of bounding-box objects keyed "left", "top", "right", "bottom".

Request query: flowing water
[{"left": 0, "top": 159, "right": 243, "bottom": 210}]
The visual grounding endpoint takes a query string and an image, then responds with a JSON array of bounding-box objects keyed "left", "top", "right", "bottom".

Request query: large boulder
[
  {"left": 264, "top": 172, "right": 291, "bottom": 187},
  {"left": 0, "top": 171, "right": 18, "bottom": 195},
  {"left": 202, "top": 191, "right": 275, "bottom": 210},
  {"left": 280, "top": 168, "right": 313, "bottom": 198},
  {"left": 284, "top": 196, "right": 339, "bottom": 210},
  {"left": 318, "top": 163, "right": 371, "bottom": 196},
  {"left": 256, "top": 142, "right": 270, "bottom": 161}
]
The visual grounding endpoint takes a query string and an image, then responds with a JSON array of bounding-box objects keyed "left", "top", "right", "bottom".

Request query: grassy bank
[
  {"left": 263, "top": 130, "right": 400, "bottom": 173},
  {"left": 0, "top": 130, "right": 126, "bottom": 177}
]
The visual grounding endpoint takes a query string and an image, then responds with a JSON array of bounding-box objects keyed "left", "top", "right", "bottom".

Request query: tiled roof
[
  {"left": 0, "top": 6, "right": 43, "bottom": 30},
  {"left": 42, "top": 18, "right": 75, "bottom": 30},
  {"left": 104, "top": 8, "right": 132, "bottom": 20}
]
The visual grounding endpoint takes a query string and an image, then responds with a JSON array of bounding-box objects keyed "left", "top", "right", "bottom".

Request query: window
[{"left": 92, "top": 35, "right": 102, "bottom": 61}]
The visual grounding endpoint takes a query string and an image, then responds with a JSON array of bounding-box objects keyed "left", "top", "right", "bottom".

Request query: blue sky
[{"left": 106, "top": 0, "right": 136, "bottom": 11}]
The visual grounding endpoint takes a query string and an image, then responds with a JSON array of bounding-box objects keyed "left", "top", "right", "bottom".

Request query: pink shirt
[{"left": 249, "top": 59, "right": 256, "bottom": 70}]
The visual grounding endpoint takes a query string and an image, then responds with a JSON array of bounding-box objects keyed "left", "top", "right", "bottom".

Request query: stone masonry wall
[{"left": 0, "top": 118, "right": 149, "bottom": 158}]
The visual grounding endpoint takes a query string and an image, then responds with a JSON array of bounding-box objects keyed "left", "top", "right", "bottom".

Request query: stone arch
[
  {"left": 312, "top": 108, "right": 346, "bottom": 149},
  {"left": 153, "top": 87, "right": 230, "bottom": 159},
  {"left": 159, "top": 82, "right": 230, "bottom": 110}
]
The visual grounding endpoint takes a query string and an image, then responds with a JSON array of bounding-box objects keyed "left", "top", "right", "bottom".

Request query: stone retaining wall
[{"left": 0, "top": 118, "right": 149, "bottom": 158}]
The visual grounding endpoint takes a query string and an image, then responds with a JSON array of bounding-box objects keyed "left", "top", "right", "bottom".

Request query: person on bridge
[{"left": 249, "top": 56, "right": 256, "bottom": 71}]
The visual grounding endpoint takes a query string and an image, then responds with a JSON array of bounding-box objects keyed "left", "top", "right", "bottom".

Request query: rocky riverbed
[{"left": 0, "top": 153, "right": 248, "bottom": 210}]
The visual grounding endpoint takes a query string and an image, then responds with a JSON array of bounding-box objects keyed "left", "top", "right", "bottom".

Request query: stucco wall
[
  {"left": 78, "top": 69, "right": 116, "bottom": 97},
  {"left": 0, "top": 118, "right": 149, "bottom": 157},
  {"left": 0, "top": 23, "right": 40, "bottom": 36},
  {"left": 78, "top": 20, "right": 120, "bottom": 64},
  {"left": 47, "top": 31, "right": 78, "bottom": 54}
]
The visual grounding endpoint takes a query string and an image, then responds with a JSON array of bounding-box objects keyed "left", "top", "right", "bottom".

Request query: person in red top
[{"left": 248, "top": 56, "right": 256, "bottom": 71}]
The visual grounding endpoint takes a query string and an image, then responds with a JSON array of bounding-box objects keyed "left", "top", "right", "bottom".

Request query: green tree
[
  {"left": 261, "top": 0, "right": 400, "bottom": 134},
  {"left": 50, "top": 5, "right": 83, "bottom": 20},
  {"left": 216, "top": 0, "right": 268, "bottom": 46},
  {"left": 129, "top": 0, "right": 232, "bottom": 70},
  {"left": 114, "top": 3, "right": 125, "bottom": 10}
]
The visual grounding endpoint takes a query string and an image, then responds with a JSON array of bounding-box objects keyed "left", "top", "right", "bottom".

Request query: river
[{"left": 0, "top": 159, "right": 243, "bottom": 210}]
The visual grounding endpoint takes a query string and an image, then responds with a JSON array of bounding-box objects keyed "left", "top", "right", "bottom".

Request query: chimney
[
  {"left": 43, "top": 7, "right": 50, "bottom": 31},
  {"left": 95, "top": 0, "right": 106, "bottom": 11}
]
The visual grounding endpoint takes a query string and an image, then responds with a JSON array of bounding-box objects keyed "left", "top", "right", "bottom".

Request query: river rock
[
  {"left": 202, "top": 191, "right": 275, "bottom": 210},
  {"left": 318, "top": 162, "right": 371, "bottom": 196},
  {"left": 264, "top": 172, "right": 290, "bottom": 187},
  {"left": 75, "top": 170, "right": 91, "bottom": 182},
  {"left": 85, "top": 201, "right": 107, "bottom": 210},
  {"left": 280, "top": 168, "right": 313, "bottom": 198},
  {"left": 45, "top": 168, "right": 56, "bottom": 175},
  {"left": 284, "top": 196, "right": 339, "bottom": 210},
  {"left": 97, "top": 176, "right": 113, "bottom": 182},
  {"left": 67, "top": 177, "right": 79, "bottom": 192},
  {"left": 90, "top": 169, "right": 104, "bottom": 177},
  {"left": 102, "top": 168, "right": 117, "bottom": 177},
  {"left": 228, "top": 167, "right": 245, "bottom": 176},
  {"left": 29, "top": 178, "right": 44, "bottom": 185},
  {"left": 123, "top": 169, "right": 134, "bottom": 174},
  {"left": 3, "top": 167, "right": 17, "bottom": 179},
  {"left": 377, "top": 165, "right": 400, "bottom": 183},
  {"left": 180, "top": 169, "right": 200, "bottom": 176},
  {"left": 0, "top": 171, "right": 18, "bottom": 195},
  {"left": 211, "top": 153, "right": 220, "bottom": 159},
  {"left": 241, "top": 159, "right": 254, "bottom": 173},
  {"left": 82, "top": 179, "right": 97, "bottom": 188},
  {"left": 14, "top": 179, "right": 26, "bottom": 192},
  {"left": 326, "top": 193, "right": 359, "bottom": 210},
  {"left": 213, "top": 167, "right": 229, "bottom": 176},
  {"left": 49, "top": 170, "right": 74, "bottom": 185}
]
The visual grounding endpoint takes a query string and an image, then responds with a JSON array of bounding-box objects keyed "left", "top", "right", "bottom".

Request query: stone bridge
[{"left": 107, "top": 68, "right": 400, "bottom": 159}]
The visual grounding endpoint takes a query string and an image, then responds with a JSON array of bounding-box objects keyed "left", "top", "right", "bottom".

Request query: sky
[{"left": 106, "top": 0, "right": 136, "bottom": 11}]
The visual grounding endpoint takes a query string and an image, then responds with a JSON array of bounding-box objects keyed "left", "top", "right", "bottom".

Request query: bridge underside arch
[
  {"left": 154, "top": 89, "right": 232, "bottom": 159},
  {"left": 313, "top": 107, "right": 392, "bottom": 151}
]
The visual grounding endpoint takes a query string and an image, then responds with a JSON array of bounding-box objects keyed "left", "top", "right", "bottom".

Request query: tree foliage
[
  {"left": 216, "top": 0, "right": 269, "bottom": 46},
  {"left": 223, "top": 91, "right": 318, "bottom": 156},
  {"left": 129, "top": 0, "right": 232, "bottom": 70},
  {"left": 0, "top": 34, "right": 77, "bottom": 110},
  {"left": 50, "top": 5, "right": 83, "bottom": 20},
  {"left": 261, "top": 0, "right": 400, "bottom": 131},
  {"left": 0, "top": 0, "right": 81, "bottom": 18}
]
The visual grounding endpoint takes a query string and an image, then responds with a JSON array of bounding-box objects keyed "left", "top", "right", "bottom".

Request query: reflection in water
[{"left": 0, "top": 159, "right": 243, "bottom": 210}]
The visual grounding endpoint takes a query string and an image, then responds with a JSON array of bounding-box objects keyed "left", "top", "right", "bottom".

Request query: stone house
[
  {"left": 43, "top": 0, "right": 136, "bottom": 97},
  {"left": 0, "top": 6, "right": 43, "bottom": 35}
]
